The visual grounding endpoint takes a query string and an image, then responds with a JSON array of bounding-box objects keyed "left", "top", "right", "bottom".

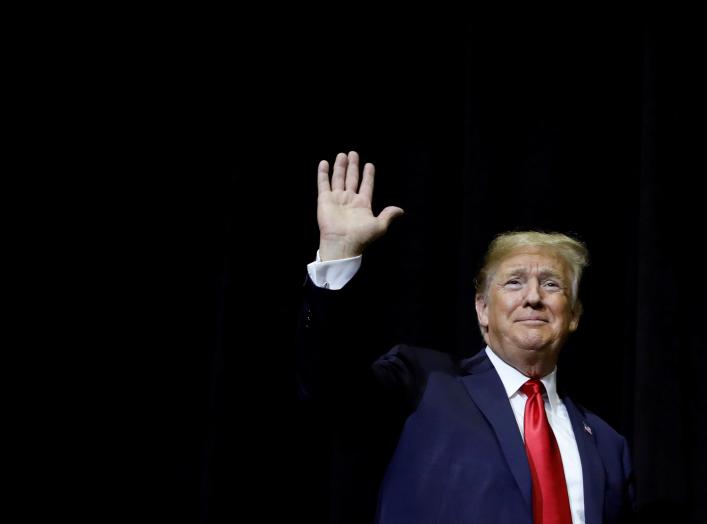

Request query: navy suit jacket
[
  {"left": 298, "top": 276, "right": 635, "bottom": 524},
  {"left": 372, "top": 344, "right": 634, "bottom": 524}
]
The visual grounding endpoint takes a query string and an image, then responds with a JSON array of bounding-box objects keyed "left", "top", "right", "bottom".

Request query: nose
[{"left": 524, "top": 279, "right": 542, "bottom": 307}]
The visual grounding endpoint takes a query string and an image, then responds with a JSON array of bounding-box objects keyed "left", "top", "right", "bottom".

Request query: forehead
[{"left": 496, "top": 247, "right": 570, "bottom": 276}]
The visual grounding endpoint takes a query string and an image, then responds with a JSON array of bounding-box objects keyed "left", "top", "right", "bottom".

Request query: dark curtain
[{"left": 137, "top": 18, "right": 705, "bottom": 524}]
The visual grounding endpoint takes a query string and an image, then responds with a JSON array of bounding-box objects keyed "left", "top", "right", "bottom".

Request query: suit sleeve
[
  {"left": 295, "top": 271, "right": 460, "bottom": 523},
  {"left": 295, "top": 272, "right": 402, "bottom": 523},
  {"left": 296, "top": 272, "right": 454, "bottom": 410},
  {"left": 296, "top": 272, "right": 392, "bottom": 408}
]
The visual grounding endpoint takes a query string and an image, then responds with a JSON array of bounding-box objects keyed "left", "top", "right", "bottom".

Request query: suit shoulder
[
  {"left": 375, "top": 343, "right": 460, "bottom": 375},
  {"left": 371, "top": 344, "right": 461, "bottom": 409}
]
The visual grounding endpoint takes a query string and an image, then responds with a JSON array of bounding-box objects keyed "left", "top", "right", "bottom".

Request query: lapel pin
[{"left": 583, "top": 422, "right": 593, "bottom": 435}]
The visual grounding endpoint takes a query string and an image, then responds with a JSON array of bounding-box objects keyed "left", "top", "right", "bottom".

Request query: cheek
[
  {"left": 488, "top": 292, "right": 521, "bottom": 319},
  {"left": 549, "top": 301, "right": 572, "bottom": 322},
  {"left": 493, "top": 301, "right": 516, "bottom": 320},
  {"left": 501, "top": 296, "right": 522, "bottom": 312}
]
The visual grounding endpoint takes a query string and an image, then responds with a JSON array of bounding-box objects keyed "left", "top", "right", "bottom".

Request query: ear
[
  {"left": 568, "top": 308, "right": 581, "bottom": 333},
  {"left": 475, "top": 293, "right": 489, "bottom": 329}
]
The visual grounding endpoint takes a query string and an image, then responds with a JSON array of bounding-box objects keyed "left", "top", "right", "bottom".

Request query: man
[{"left": 297, "top": 151, "right": 635, "bottom": 523}]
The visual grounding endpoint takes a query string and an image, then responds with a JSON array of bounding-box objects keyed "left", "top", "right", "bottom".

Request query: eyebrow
[{"left": 499, "top": 267, "right": 566, "bottom": 281}]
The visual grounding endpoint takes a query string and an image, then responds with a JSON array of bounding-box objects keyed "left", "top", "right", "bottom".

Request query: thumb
[{"left": 377, "top": 206, "right": 405, "bottom": 228}]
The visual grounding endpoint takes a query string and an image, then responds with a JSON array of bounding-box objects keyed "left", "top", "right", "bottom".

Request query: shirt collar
[{"left": 484, "top": 346, "right": 560, "bottom": 411}]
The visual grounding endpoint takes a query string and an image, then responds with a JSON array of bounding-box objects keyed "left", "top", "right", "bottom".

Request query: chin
[{"left": 515, "top": 336, "right": 550, "bottom": 352}]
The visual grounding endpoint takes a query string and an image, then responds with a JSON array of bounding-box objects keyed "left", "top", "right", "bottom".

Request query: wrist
[{"left": 318, "top": 237, "right": 363, "bottom": 261}]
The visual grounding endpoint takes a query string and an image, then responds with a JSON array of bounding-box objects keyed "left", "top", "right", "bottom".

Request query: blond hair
[{"left": 474, "top": 231, "right": 589, "bottom": 313}]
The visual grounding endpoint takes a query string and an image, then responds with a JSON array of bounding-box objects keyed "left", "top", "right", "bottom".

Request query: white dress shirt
[
  {"left": 306, "top": 253, "right": 586, "bottom": 523},
  {"left": 485, "top": 346, "right": 585, "bottom": 524},
  {"left": 307, "top": 250, "right": 362, "bottom": 290}
]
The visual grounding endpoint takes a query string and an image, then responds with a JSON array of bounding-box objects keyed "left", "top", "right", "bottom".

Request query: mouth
[{"left": 515, "top": 319, "right": 548, "bottom": 325}]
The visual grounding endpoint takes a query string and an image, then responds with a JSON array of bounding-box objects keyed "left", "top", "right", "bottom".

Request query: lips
[{"left": 516, "top": 318, "right": 548, "bottom": 323}]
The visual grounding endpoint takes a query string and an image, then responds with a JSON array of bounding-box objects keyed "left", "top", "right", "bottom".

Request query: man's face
[{"left": 475, "top": 247, "right": 580, "bottom": 377}]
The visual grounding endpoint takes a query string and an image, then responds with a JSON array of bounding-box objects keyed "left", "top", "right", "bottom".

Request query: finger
[
  {"left": 345, "top": 151, "right": 360, "bottom": 192},
  {"left": 377, "top": 206, "right": 405, "bottom": 228},
  {"left": 331, "top": 152, "right": 347, "bottom": 191},
  {"left": 317, "top": 160, "right": 331, "bottom": 194},
  {"left": 359, "top": 162, "right": 375, "bottom": 201}
]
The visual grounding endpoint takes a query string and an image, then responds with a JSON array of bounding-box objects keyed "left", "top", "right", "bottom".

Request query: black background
[{"left": 62, "top": 15, "right": 705, "bottom": 523}]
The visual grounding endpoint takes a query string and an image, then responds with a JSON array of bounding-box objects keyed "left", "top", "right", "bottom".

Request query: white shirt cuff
[{"left": 306, "top": 250, "right": 362, "bottom": 290}]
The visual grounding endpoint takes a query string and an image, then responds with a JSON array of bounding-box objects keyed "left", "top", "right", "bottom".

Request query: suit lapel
[
  {"left": 460, "top": 362, "right": 532, "bottom": 509},
  {"left": 563, "top": 397, "right": 605, "bottom": 524}
]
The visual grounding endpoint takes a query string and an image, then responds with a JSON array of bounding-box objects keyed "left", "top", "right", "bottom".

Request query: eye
[
  {"left": 542, "top": 280, "right": 561, "bottom": 290},
  {"left": 504, "top": 279, "right": 522, "bottom": 288}
]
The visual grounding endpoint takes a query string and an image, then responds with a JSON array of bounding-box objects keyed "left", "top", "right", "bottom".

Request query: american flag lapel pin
[{"left": 583, "top": 422, "right": 593, "bottom": 435}]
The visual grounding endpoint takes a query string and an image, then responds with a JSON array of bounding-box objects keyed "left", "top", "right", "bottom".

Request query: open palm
[{"left": 317, "top": 152, "right": 404, "bottom": 261}]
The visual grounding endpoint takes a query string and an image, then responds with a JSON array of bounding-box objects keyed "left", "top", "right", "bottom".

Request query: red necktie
[{"left": 520, "top": 379, "right": 572, "bottom": 524}]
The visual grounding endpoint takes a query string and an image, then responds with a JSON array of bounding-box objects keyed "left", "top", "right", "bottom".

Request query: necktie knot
[{"left": 520, "top": 378, "right": 544, "bottom": 398}]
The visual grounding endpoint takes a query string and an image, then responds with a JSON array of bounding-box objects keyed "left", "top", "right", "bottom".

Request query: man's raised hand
[{"left": 317, "top": 151, "right": 404, "bottom": 261}]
